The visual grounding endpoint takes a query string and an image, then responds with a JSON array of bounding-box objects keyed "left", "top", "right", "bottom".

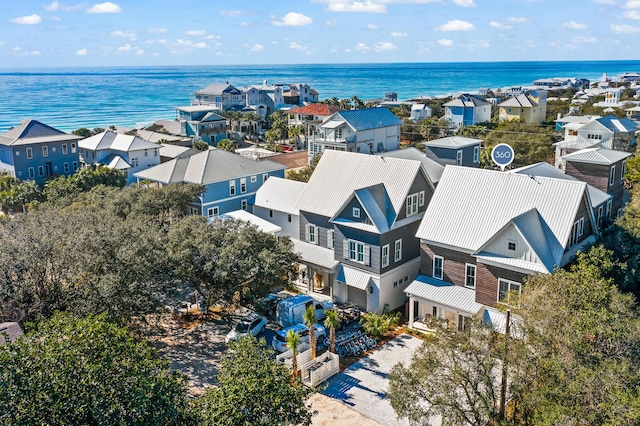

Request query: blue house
[
  {"left": 0, "top": 119, "right": 81, "bottom": 184},
  {"left": 175, "top": 106, "right": 228, "bottom": 145},
  {"left": 443, "top": 94, "right": 491, "bottom": 129},
  {"left": 133, "top": 148, "right": 286, "bottom": 217}
]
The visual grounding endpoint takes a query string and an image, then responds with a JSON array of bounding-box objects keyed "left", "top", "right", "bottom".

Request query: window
[
  {"left": 307, "top": 224, "right": 317, "bottom": 244},
  {"left": 498, "top": 279, "right": 521, "bottom": 306},
  {"left": 473, "top": 146, "right": 479, "bottom": 163},
  {"left": 622, "top": 161, "right": 627, "bottom": 181},
  {"left": 606, "top": 199, "right": 613, "bottom": 218},
  {"left": 381, "top": 244, "right": 389, "bottom": 268},
  {"left": 406, "top": 193, "right": 418, "bottom": 217},
  {"left": 508, "top": 241, "right": 516, "bottom": 251},
  {"left": 352, "top": 207, "right": 360, "bottom": 218},
  {"left": 207, "top": 206, "right": 219, "bottom": 218},
  {"left": 229, "top": 180, "right": 236, "bottom": 196},
  {"left": 71, "top": 143, "right": 76, "bottom": 153},
  {"left": 288, "top": 214, "right": 292, "bottom": 222},
  {"left": 26, "top": 148, "right": 33, "bottom": 159},
  {"left": 456, "top": 150, "right": 463, "bottom": 166},
  {"left": 597, "top": 205, "right": 604, "bottom": 228},
  {"left": 394, "top": 239, "right": 402, "bottom": 262},
  {"left": 570, "top": 217, "right": 585, "bottom": 247},
  {"left": 263, "top": 173, "right": 268, "bottom": 183},
  {"left": 38, "top": 166, "right": 44, "bottom": 177},
  {"left": 269, "top": 209, "right": 273, "bottom": 217},
  {"left": 28, "top": 167, "right": 35, "bottom": 179},
  {"left": 251, "top": 175, "right": 257, "bottom": 183},
  {"left": 240, "top": 178, "right": 247, "bottom": 193},
  {"left": 465, "top": 264, "right": 476, "bottom": 288},
  {"left": 154, "top": 149, "right": 158, "bottom": 157},
  {"left": 241, "top": 199, "right": 247, "bottom": 211},
  {"left": 346, "top": 240, "right": 370, "bottom": 265},
  {"left": 62, "top": 144, "right": 68, "bottom": 154},
  {"left": 610, "top": 165, "right": 616, "bottom": 186},
  {"left": 327, "top": 230, "right": 334, "bottom": 249},
  {"left": 73, "top": 161, "right": 78, "bottom": 171},
  {"left": 189, "top": 206, "right": 199, "bottom": 215},
  {"left": 433, "top": 255, "right": 443, "bottom": 280},
  {"left": 42, "top": 146, "right": 48, "bottom": 157},
  {"left": 418, "top": 190, "right": 425, "bottom": 207},
  {"left": 63, "top": 162, "right": 69, "bottom": 173},
  {"left": 131, "top": 158, "right": 138, "bottom": 167},
  {"left": 144, "top": 149, "right": 148, "bottom": 157}
]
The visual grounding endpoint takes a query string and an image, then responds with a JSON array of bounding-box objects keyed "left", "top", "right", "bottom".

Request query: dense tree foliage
[
  {"left": 287, "top": 154, "right": 320, "bottom": 183},
  {"left": 0, "top": 312, "right": 188, "bottom": 425},
  {"left": 193, "top": 140, "right": 210, "bottom": 151},
  {"left": 0, "top": 174, "right": 42, "bottom": 213},
  {"left": 215, "top": 138, "right": 234, "bottom": 152},
  {"left": 191, "top": 335, "right": 315, "bottom": 426},
  {"left": 480, "top": 121, "right": 558, "bottom": 168}
]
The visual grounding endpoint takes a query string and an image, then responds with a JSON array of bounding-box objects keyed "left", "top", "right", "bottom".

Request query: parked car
[
  {"left": 226, "top": 312, "right": 267, "bottom": 343},
  {"left": 272, "top": 323, "right": 326, "bottom": 353},
  {"left": 256, "top": 292, "right": 292, "bottom": 317},
  {"left": 276, "top": 294, "right": 334, "bottom": 328}
]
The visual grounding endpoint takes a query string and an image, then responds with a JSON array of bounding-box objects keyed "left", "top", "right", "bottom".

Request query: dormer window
[
  {"left": 352, "top": 207, "right": 360, "bottom": 218},
  {"left": 508, "top": 241, "right": 516, "bottom": 251}
]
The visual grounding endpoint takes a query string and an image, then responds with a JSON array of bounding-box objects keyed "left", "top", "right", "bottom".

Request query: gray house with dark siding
[
  {"left": 424, "top": 136, "right": 482, "bottom": 167},
  {"left": 295, "top": 150, "right": 442, "bottom": 313}
]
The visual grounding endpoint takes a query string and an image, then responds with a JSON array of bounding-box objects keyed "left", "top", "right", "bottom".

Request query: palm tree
[
  {"left": 303, "top": 305, "right": 317, "bottom": 359},
  {"left": 286, "top": 329, "right": 301, "bottom": 377},
  {"left": 323, "top": 309, "right": 341, "bottom": 354}
]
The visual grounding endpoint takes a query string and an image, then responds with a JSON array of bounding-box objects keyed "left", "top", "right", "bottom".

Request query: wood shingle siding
[{"left": 475, "top": 263, "right": 528, "bottom": 306}]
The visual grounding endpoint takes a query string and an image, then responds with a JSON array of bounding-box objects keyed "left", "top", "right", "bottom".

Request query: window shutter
[
  {"left": 364, "top": 245, "right": 370, "bottom": 266},
  {"left": 343, "top": 238, "right": 349, "bottom": 258},
  {"left": 305, "top": 224, "right": 310, "bottom": 242}
]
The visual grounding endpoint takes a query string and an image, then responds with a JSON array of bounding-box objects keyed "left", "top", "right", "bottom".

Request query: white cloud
[
  {"left": 355, "top": 42, "right": 369, "bottom": 51},
  {"left": 185, "top": 30, "right": 206, "bottom": 36},
  {"left": 508, "top": 17, "right": 528, "bottom": 23},
  {"left": 245, "top": 43, "right": 264, "bottom": 52},
  {"left": 192, "top": 42, "right": 207, "bottom": 48},
  {"left": 611, "top": 23, "right": 640, "bottom": 33},
  {"left": 624, "top": 10, "right": 640, "bottom": 19},
  {"left": 571, "top": 35, "right": 597, "bottom": 43},
  {"left": 44, "top": 1, "right": 59, "bottom": 11},
  {"left": 30, "top": 50, "right": 41, "bottom": 55},
  {"left": 0, "top": 41, "right": 5, "bottom": 46},
  {"left": 135, "top": 49, "right": 144, "bottom": 55},
  {"left": 76, "top": 48, "right": 88, "bottom": 55},
  {"left": 110, "top": 30, "right": 137, "bottom": 40},
  {"left": 272, "top": 12, "right": 313, "bottom": 27},
  {"left": 207, "top": 35, "right": 221, "bottom": 40},
  {"left": 87, "top": 2, "right": 122, "bottom": 14},
  {"left": 490, "top": 21, "right": 512, "bottom": 29},
  {"left": 435, "top": 19, "right": 475, "bottom": 31},
  {"left": 117, "top": 43, "right": 133, "bottom": 52},
  {"left": 390, "top": 31, "right": 408, "bottom": 37},
  {"left": 624, "top": 0, "right": 640, "bottom": 7},
  {"left": 325, "top": 20, "right": 338, "bottom": 27},
  {"left": 591, "top": 0, "right": 617, "bottom": 3},
  {"left": 367, "top": 23, "right": 379, "bottom": 30},
  {"left": 219, "top": 10, "right": 249, "bottom": 16},
  {"left": 562, "top": 21, "right": 588, "bottom": 29},
  {"left": 11, "top": 14, "right": 42, "bottom": 25},
  {"left": 50, "top": 16, "right": 62, "bottom": 21},
  {"left": 289, "top": 42, "right": 312, "bottom": 54},
  {"left": 437, "top": 38, "right": 454, "bottom": 46},
  {"left": 325, "top": 1, "right": 387, "bottom": 13},
  {"left": 147, "top": 28, "right": 168, "bottom": 34},
  {"left": 374, "top": 41, "right": 397, "bottom": 51},
  {"left": 240, "top": 22, "right": 253, "bottom": 27},
  {"left": 452, "top": 0, "right": 475, "bottom": 6}
]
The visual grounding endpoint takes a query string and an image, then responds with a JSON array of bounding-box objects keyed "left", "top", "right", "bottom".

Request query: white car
[
  {"left": 272, "top": 323, "right": 326, "bottom": 353},
  {"left": 226, "top": 312, "right": 267, "bottom": 343}
]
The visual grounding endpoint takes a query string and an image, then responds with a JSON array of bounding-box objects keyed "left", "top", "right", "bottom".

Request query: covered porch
[{"left": 291, "top": 238, "right": 338, "bottom": 300}]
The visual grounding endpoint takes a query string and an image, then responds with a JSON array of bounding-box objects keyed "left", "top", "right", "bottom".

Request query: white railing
[
  {"left": 276, "top": 343, "right": 311, "bottom": 373},
  {"left": 301, "top": 351, "right": 339, "bottom": 387}
]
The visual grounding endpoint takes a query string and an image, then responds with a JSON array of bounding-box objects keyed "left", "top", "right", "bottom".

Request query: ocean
[{"left": 1, "top": 60, "right": 639, "bottom": 133}]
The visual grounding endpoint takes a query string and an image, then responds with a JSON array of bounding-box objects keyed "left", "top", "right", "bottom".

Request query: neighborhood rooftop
[
  {"left": 332, "top": 108, "right": 403, "bottom": 131},
  {"left": 424, "top": 136, "right": 483, "bottom": 149},
  {"left": 80, "top": 131, "right": 159, "bottom": 152},
  {"left": 253, "top": 176, "right": 306, "bottom": 216},
  {"left": 0, "top": 119, "right": 80, "bottom": 146},
  {"left": 561, "top": 147, "right": 633, "bottom": 165}
]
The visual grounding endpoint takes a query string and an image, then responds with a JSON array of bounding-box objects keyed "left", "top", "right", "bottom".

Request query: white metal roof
[
  {"left": 404, "top": 276, "right": 484, "bottom": 316},
  {"left": 381, "top": 148, "right": 445, "bottom": 184},
  {"left": 336, "top": 265, "right": 372, "bottom": 291},
  {"left": 219, "top": 210, "right": 282, "bottom": 234},
  {"left": 254, "top": 177, "right": 307, "bottom": 215},
  {"left": 562, "top": 147, "right": 632, "bottom": 165},
  {"left": 416, "top": 166, "right": 589, "bottom": 255},
  {"left": 297, "top": 150, "right": 424, "bottom": 219},
  {"left": 425, "top": 136, "right": 483, "bottom": 149},
  {"left": 80, "top": 131, "right": 159, "bottom": 152},
  {"left": 291, "top": 238, "right": 339, "bottom": 270}
]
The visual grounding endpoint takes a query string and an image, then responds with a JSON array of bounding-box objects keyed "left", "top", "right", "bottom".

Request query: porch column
[{"left": 408, "top": 295, "right": 415, "bottom": 329}]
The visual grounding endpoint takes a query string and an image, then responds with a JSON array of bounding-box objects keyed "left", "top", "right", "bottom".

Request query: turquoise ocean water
[{"left": 1, "top": 60, "right": 639, "bottom": 133}]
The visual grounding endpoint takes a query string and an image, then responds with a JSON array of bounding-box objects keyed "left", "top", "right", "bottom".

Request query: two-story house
[
  {"left": 295, "top": 150, "right": 439, "bottom": 313},
  {"left": 134, "top": 148, "right": 285, "bottom": 217},
  {"left": 175, "top": 106, "right": 227, "bottom": 145},
  {"left": 0, "top": 119, "right": 81, "bottom": 184},
  {"left": 253, "top": 176, "right": 307, "bottom": 238},
  {"left": 498, "top": 90, "right": 547, "bottom": 124},
  {"left": 191, "top": 83, "right": 245, "bottom": 110},
  {"left": 78, "top": 131, "right": 161, "bottom": 185},
  {"left": 406, "top": 166, "right": 597, "bottom": 332},
  {"left": 423, "top": 136, "right": 482, "bottom": 167},
  {"left": 288, "top": 104, "right": 345, "bottom": 141},
  {"left": 443, "top": 94, "right": 491, "bottom": 129},
  {"left": 284, "top": 83, "right": 319, "bottom": 105},
  {"left": 308, "top": 107, "right": 402, "bottom": 162}
]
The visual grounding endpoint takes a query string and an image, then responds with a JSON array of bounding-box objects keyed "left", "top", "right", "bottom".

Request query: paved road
[{"left": 322, "top": 334, "right": 425, "bottom": 426}]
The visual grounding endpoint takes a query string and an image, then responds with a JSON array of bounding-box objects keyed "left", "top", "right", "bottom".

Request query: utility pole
[{"left": 499, "top": 309, "right": 511, "bottom": 421}]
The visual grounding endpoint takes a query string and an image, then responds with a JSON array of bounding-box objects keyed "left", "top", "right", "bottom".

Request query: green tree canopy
[
  {"left": 287, "top": 154, "right": 320, "bottom": 183},
  {"left": 191, "top": 335, "right": 315, "bottom": 426},
  {"left": 0, "top": 312, "right": 188, "bottom": 426},
  {"left": 43, "top": 164, "right": 126, "bottom": 202},
  {"left": 480, "top": 121, "right": 558, "bottom": 168},
  {"left": 193, "top": 140, "right": 211, "bottom": 151},
  {"left": 215, "top": 138, "right": 234, "bottom": 152}
]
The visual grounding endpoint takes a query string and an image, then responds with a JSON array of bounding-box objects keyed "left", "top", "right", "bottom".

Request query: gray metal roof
[
  {"left": 581, "top": 115, "right": 637, "bottom": 133},
  {"left": 404, "top": 276, "right": 484, "bottom": 316},
  {"left": 0, "top": 322, "right": 24, "bottom": 345},
  {"left": 134, "top": 149, "right": 285, "bottom": 185},
  {"left": 416, "top": 166, "right": 590, "bottom": 256},
  {"left": 331, "top": 183, "right": 394, "bottom": 234},
  {"left": 562, "top": 147, "right": 632, "bottom": 165},
  {"left": 381, "top": 148, "right": 444, "bottom": 184},
  {"left": 291, "top": 238, "right": 339, "bottom": 270},
  {"left": 336, "top": 265, "right": 372, "bottom": 290},
  {"left": 443, "top": 94, "right": 490, "bottom": 108},
  {"left": 498, "top": 93, "right": 536, "bottom": 108},
  {"left": 103, "top": 154, "right": 131, "bottom": 170},
  {"left": 327, "top": 107, "right": 402, "bottom": 132},
  {"left": 79, "top": 131, "right": 159, "bottom": 152},
  {"left": 194, "top": 83, "right": 241, "bottom": 96},
  {"left": 425, "top": 136, "right": 483, "bottom": 149},
  {"left": 254, "top": 177, "right": 306, "bottom": 215},
  {"left": 0, "top": 119, "right": 80, "bottom": 146},
  {"left": 297, "top": 150, "right": 423, "bottom": 219},
  {"left": 220, "top": 210, "right": 282, "bottom": 234}
]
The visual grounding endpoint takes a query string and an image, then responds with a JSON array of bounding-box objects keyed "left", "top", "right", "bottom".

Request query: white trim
[
  {"left": 433, "top": 255, "right": 443, "bottom": 280},
  {"left": 456, "top": 149, "right": 463, "bottom": 166},
  {"left": 418, "top": 190, "right": 425, "bottom": 207},
  {"left": 394, "top": 239, "right": 402, "bottom": 262},
  {"left": 207, "top": 206, "right": 219, "bottom": 218},
  {"left": 473, "top": 145, "right": 479, "bottom": 163},
  {"left": 352, "top": 207, "right": 361, "bottom": 218},
  {"left": 465, "top": 263, "right": 476, "bottom": 288},
  {"left": 406, "top": 193, "right": 418, "bottom": 217},
  {"left": 327, "top": 229, "right": 334, "bottom": 249},
  {"left": 497, "top": 278, "right": 521, "bottom": 306},
  {"left": 381, "top": 244, "right": 389, "bottom": 268},
  {"left": 609, "top": 165, "right": 616, "bottom": 186},
  {"left": 240, "top": 177, "right": 247, "bottom": 193}
]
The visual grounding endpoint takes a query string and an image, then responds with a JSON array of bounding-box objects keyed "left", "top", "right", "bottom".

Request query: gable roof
[
  {"left": 134, "top": 148, "right": 285, "bottom": 185},
  {"left": 254, "top": 177, "right": 306, "bottom": 215},
  {"left": 297, "top": 150, "right": 425, "bottom": 219},
  {"left": 562, "top": 147, "right": 632, "bottom": 165},
  {"left": 443, "top": 94, "right": 490, "bottom": 108},
  {"left": 381, "top": 148, "right": 445, "bottom": 184},
  {"left": 498, "top": 93, "right": 537, "bottom": 108},
  {"left": 582, "top": 115, "right": 637, "bottom": 133},
  {"left": 103, "top": 154, "right": 131, "bottom": 170},
  {"left": 0, "top": 119, "right": 80, "bottom": 146},
  {"left": 331, "top": 183, "right": 395, "bottom": 234},
  {"left": 416, "top": 166, "right": 591, "bottom": 255},
  {"left": 79, "top": 131, "right": 159, "bottom": 152},
  {"left": 405, "top": 276, "right": 484, "bottom": 316},
  {"left": 425, "top": 136, "right": 483, "bottom": 149},
  {"left": 326, "top": 107, "right": 402, "bottom": 131},
  {"left": 194, "top": 83, "right": 241, "bottom": 95},
  {"left": 289, "top": 103, "right": 345, "bottom": 116}
]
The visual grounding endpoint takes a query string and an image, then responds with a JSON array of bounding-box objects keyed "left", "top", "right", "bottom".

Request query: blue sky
[{"left": 1, "top": 0, "right": 639, "bottom": 67}]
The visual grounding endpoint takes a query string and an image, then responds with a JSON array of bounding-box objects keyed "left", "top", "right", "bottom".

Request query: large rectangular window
[
  {"left": 570, "top": 217, "right": 585, "bottom": 247},
  {"left": 456, "top": 150, "right": 463, "bottom": 166},
  {"left": 394, "top": 239, "right": 402, "bottom": 262},
  {"left": 498, "top": 279, "right": 521, "bottom": 306},
  {"left": 26, "top": 148, "right": 33, "bottom": 159},
  {"left": 240, "top": 178, "right": 246, "bottom": 193},
  {"left": 465, "top": 264, "right": 476, "bottom": 288},
  {"left": 28, "top": 167, "right": 35, "bottom": 179},
  {"left": 229, "top": 180, "right": 236, "bottom": 196},
  {"left": 381, "top": 244, "right": 389, "bottom": 268},
  {"left": 71, "top": 143, "right": 76, "bottom": 153},
  {"left": 406, "top": 193, "right": 418, "bottom": 217},
  {"left": 621, "top": 161, "right": 627, "bottom": 181},
  {"left": 327, "top": 230, "right": 334, "bottom": 249},
  {"left": 433, "top": 255, "right": 443, "bottom": 280},
  {"left": 307, "top": 224, "right": 317, "bottom": 244},
  {"left": 62, "top": 144, "right": 68, "bottom": 154},
  {"left": 346, "top": 240, "right": 370, "bottom": 265},
  {"left": 418, "top": 190, "right": 425, "bottom": 207},
  {"left": 207, "top": 206, "right": 219, "bottom": 218},
  {"left": 63, "top": 162, "right": 69, "bottom": 173}
]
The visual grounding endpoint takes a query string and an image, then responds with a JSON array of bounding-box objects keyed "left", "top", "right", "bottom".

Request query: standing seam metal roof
[{"left": 329, "top": 107, "right": 402, "bottom": 131}]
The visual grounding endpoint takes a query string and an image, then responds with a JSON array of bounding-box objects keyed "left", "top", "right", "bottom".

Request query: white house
[
  {"left": 253, "top": 177, "right": 307, "bottom": 238},
  {"left": 443, "top": 94, "right": 491, "bottom": 129},
  {"left": 410, "top": 103, "right": 432, "bottom": 122}
]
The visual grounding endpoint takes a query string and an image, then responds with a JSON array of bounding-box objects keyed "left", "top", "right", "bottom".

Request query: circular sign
[{"left": 491, "top": 143, "right": 514, "bottom": 171}]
